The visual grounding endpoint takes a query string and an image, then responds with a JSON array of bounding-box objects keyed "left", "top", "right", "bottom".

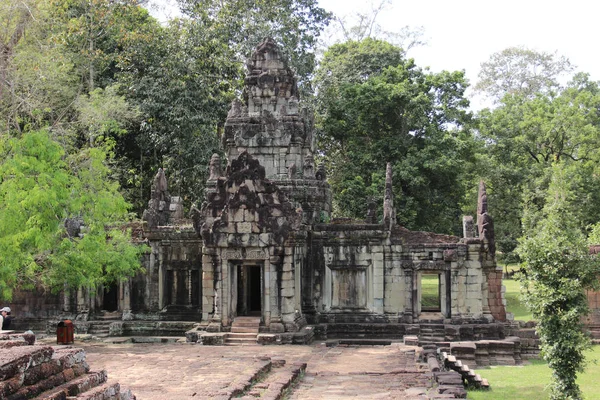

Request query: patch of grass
[
  {"left": 468, "top": 346, "right": 600, "bottom": 399},
  {"left": 503, "top": 278, "right": 533, "bottom": 321},
  {"left": 421, "top": 274, "right": 440, "bottom": 309}
]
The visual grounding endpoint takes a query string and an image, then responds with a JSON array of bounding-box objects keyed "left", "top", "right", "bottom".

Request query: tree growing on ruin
[{"left": 517, "top": 164, "right": 600, "bottom": 399}]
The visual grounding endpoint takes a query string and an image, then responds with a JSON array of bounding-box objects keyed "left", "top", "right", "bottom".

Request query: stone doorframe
[
  {"left": 410, "top": 261, "right": 451, "bottom": 319},
  {"left": 228, "top": 262, "right": 264, "bottom": 319}
]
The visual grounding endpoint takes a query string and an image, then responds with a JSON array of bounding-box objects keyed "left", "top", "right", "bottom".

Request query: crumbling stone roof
[{"left": 391, "top": 225, "right": 460, "bottom": 245}]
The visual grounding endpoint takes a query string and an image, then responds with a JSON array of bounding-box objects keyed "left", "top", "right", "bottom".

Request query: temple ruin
[{"left": 11, "top": 38, "right": 509, "bottom": 345}]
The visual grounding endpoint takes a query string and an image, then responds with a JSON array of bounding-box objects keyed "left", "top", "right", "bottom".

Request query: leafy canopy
[
  {"left": 475, "top": 46, "right": 574, "bottom": 101},
  {"left": 315, "top": 38, "right": 475, "bottom": 234},
  {"left": 518, "top": 164, "right": 600, "bottom": 399},
  {"left": 0, "top": 130, "right": 146, "bottom": 300}
]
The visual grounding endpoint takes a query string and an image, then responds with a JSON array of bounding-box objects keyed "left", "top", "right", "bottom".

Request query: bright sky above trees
[{"left": 148, "top": 0, "right": 600, "bottom": 110}]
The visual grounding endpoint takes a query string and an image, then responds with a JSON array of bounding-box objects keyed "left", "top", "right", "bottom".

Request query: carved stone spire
[
  {"left": 477, "top": 180, "right": 496, "bottom": 255},
  {"left": 383, "top": 163, "right": 395, "bottom": 230}
]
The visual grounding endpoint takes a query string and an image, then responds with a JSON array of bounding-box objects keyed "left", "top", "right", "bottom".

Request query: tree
[
  {"left": 475, "top": 47, "right": 574, "bottom": 101},
  {"left": 476, "top": 73, "right": 600, "bottom": 259},
  {"left": 177, "top": 0, "right": 332, "bottom": 91},
  {"left": 315, "top": 38, "right": 475, "bottom": 234},
  {"left": 518, "top": 164, "right": 600, "bottom": 399},
  {"left": 330, "top": 0, "right": 426, "bottom": 51},
  {"left": 0, "top": 130, "right": 146, "bottom": 300}
]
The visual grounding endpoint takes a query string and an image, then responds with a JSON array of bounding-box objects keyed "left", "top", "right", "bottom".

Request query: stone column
[{"left": 268, "top": 251, "right": 284, "bottom": 332}]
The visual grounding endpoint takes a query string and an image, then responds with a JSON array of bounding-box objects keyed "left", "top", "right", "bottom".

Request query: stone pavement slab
[{"left": 79, "top": 342, "right": 434, "bottom": 399}]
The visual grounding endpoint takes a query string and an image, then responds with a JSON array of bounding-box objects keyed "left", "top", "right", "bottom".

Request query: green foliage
[
  {"left": 315, "top": 38, "right": 475, "bottom": 234},
  {"left": 475, "top": 46, "right": 574, "bottom": 101},
  {"left": 470, "top": 346, "right": 600, "bottom": 400},
  {"left": 476, "top": 74, "right": 600, "bottom": 259},
  {"left": 517, "top": 165, "right": 600, "bottom": 399},
  {"left": 0, "top": 130, "right": 146, "bottom": 300},
  {"left": 178, "top": 0, "right": 332, "bottom": 91}
]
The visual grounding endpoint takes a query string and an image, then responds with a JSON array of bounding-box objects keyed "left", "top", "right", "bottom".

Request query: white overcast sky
[{"left": 148, "top": 0, "right": 600, "bottom": 109}]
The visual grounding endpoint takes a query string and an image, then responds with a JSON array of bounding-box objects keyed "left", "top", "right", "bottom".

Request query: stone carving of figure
[
  {"left": 477, "top": 180, "right": 496, "bottom": 255},
  {"left": 287, "top": 163, "right": 297, "bottom": 179},
  {"left": 209, "top": 154, "right": 223, "bottom": 180},
  {"left": 143, "top": 168, "right": 171, "bottom": 228},
  {"left": 315, "top": 163, "right": 326, "bottom": 181},
  {"left": 463, "top": 215, "right": 475, "bottom": 238},
  {"left": 366, "top": 201, "right": 377, "bottom": 224},
  {"left": 227, "top": 99, "right": 242, "bottom": 119},
  {"left": 303, "top": 153, "right": 315, "bottom": 179}
]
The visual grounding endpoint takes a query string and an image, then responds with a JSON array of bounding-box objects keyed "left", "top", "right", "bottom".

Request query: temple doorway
[
  {"left": 103, "top": 284, "right": 119, "bottom": 312},
  {"left": 236, "top": 265, "right": 262, "bottom": 316}
]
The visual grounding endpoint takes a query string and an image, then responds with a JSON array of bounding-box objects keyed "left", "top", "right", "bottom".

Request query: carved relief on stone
[
  {"left": 287, "top": 163, "right": 297, "bottom": 179},
  {"left": 208, "top": 154, "right": 223, "bottom": 181},
  {"left": 462, "top": 215, "right": 475, "bottom": 238},
  {"left": 303, "top": 153, "right": 315, "bottom": 179},
  {"left": 227, "top": 99, "right": 242, "bottom": 119},
  {"left": 315, "top": 163, "right": 326, "bottom": 181}
]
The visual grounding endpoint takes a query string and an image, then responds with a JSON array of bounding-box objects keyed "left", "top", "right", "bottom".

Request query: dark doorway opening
[
  {"left": 237, "top": 265, "right": 262, "bottom": 316},
  {"left": 103, "top": 284, "right": 119, "bottom": 312}
]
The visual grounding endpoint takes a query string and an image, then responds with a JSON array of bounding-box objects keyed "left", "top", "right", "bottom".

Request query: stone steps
[
  {"left": 440, "top": 351, "right": 490, "bottom": 390},
  {"left": 226, "top": 317, "right": 260, "bottom": 345},
  {"left": 238, "top": 359, "right": 307, "bottom": 400},
  {"left": 0, "top": 333, "right": 135, "bottom": 400},
  {"left": 226, "top": 333, "right": 257, "bottom": 345}
]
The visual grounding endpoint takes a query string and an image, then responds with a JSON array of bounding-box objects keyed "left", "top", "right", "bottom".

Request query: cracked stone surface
[{"left": 80, "top": 342, "right": 432, "bottom": 399}]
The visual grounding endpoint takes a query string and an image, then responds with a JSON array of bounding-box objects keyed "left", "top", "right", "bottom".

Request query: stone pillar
[
  {"left": 201, "top": 251, "right": 216, "bottom": 322},
  {"left": 268, "top": 252, "right": 284, "bottom": 332}
]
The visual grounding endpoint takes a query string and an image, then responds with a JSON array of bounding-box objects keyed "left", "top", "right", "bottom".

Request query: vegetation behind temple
[{"left": 4, "top": 0, "right": 600, "bottom": 290}]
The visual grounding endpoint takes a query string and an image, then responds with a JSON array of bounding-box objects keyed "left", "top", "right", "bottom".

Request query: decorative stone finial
[
  {"left": 315, "top": 163, "right": 326, "bottom": 181},
  {"left": 463, "top": 215, "right": 475, "bottom": 238},
  {"left": 477, "top": 180, "right": 496, "bottom": 255},
  {"left": 209, "top": 154, "right": 223, "bottom": 180},
  {"left": 227, "top": 99, "right": 242, "bottom": 119},
  {"left": 383, "top": 163, "right": 395, "bottom": 230},
  {"left": 143, "top": 168, "right": 171, "bottom": 228},
  {"left": 303, "top": 153, "right": 315, "bottom": 179},
  {"left": 366, "top": 201, "right": 377, "bottom": 224},
  {"left": 152, "top": 168, "right": 168, "bottom": 199}
]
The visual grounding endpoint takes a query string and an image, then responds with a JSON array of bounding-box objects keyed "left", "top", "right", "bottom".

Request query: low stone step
[
  {"left": 32, "top": 370, "right": 107, "bottom": 399},
  {"left": 227, "top": 338, "right": 257, "bottom": 344},
  {"left": 228, "top": 333, "right": 258, "bottom": 339},
  {"left": 245, "top": 361, "right": 306, "bottom": 399},
  {"left": 231, "top": 327, "right": 259, "bottom": 334},
  {"left": 0, "top": 346, "right": 54, "bottom": 381},
  {"left": 75, "top": 381, "right": 121, "bottom": 400}
]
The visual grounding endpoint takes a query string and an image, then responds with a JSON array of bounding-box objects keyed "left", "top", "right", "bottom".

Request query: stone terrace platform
[{"left": 76, "top": 342, "right": 456, "bottom": 399}]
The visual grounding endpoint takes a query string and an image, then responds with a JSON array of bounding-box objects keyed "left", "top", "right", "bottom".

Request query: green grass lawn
[
  {"left": 468, "top": 346, "right": 600, "bottom": 399},
  {"left": 498, "top": 263, "right": 533, "bottom": 322},
  {"left": 421, "top": 274, "right": 440, "bottom": 309},
  {"left": 503, "top": 278, "right": 533, "bottom": 321}
]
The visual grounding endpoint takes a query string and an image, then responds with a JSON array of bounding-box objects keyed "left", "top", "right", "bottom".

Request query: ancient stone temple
[{"left": 11, "top": 39, "right": 508, "bottom": 344}]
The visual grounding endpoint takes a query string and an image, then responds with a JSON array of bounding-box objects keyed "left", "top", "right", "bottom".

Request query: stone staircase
[
  {"left": 226, "top": 317, "right": 260, "bottom": 346},
  {"left": 0, "top": 334, "right": 135, "bottom": 399},
  {"left": 88, "top": 312, "right": 122, "bottom": 338},
  {"left": 440, "top": 350, "right": 490, "bottom": 390},
  {"left": 236, "top": 359, "right": 306, "bottom": 399},
  {"left": 419, "top": 323, "right": 447, "bottom": 345}
]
